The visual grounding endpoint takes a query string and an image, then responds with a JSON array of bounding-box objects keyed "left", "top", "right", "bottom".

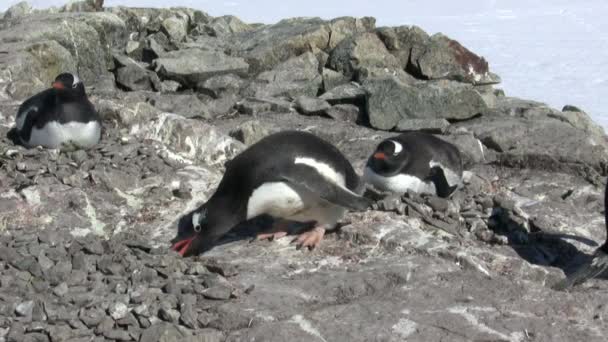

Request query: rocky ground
[{"left": 1, "top": 1, "right": 608, "bottom": 341}]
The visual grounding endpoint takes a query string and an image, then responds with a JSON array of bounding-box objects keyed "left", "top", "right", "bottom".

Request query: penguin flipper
[
  {"left": 279, "top": 165, "right": 373, "bottom": 211},
  {"left": 552, "top": 249, "right": 608, "bottom": 291}
]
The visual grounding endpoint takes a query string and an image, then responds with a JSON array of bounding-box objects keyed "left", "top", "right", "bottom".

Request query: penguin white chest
[
  {"left": 363, "top": 166, "right": 436, "bottom": 194},
  {"left": 245, "top": 157, "right": 347, "bottom": 226},
  {"left": 26, "top": 121, "right": 101, "bottom": 149}
]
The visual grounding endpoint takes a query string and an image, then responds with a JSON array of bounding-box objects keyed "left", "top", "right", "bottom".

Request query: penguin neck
[{"left": 205, "top": 193, "right": 246, "bottom": 234}]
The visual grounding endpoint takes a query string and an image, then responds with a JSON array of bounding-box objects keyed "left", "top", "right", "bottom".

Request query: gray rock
[
  {"left": 325, "top": 104, "right": 360, "bottom": 123},
  {"left": 236, "top": 97, "right": 292, "bottom": 115},
  {"left": 109, "top": 302, "right": 128, "bottom": 320},
  {"left": 140, "top": 323, "right": 186, "bottom": 342},
  {"left": 294, "top": 96, "right": 331, "bottom": 116},
  {"left": 251, "top": 52, "right": 322, "bottom": 98},
  {"left": 198, "top": 74, "right": 244, "bottom": 98},
  {"left": 53, "top": 282, "right": 69, "bottom": 297},
  {"left": 328, "top": 32, "right": 400, "bottom": 80},
  {"left": 205, "top": 15, "right": 252, "bottom": 37},
  {"left": 125, "top": 40, "right": 143, "bottom": 59},
  {"left": 160, "top": 80, "right": 181, "bottom": 93},
  {"left": 158, "top": 307, "right": 181, "bottom": 323},
  {"left": 364, "top": 77, "right": 487, "bottom": 130},
  {"left": 148, "top": 93, "right": 211, "bottom": 119},
  {"left": 161, "top": 16, "right": 188, "bottom": 43},
  {"left": 376, "top": 25, "right": 429, "bottom": 73},
  {"left": 114, "top": 55, "right": 158, "bottom": 91},
  {"left": 60, "top": 0, "right": 103, "bottom": 12},
  {"left": 103, "top": 329, "right": 132, "bottom": 341},
  {"left": 154, "top": 48, "right": 249, "bottom": 87},
  {"left": 395, "top": 118, "right": 450, "bottom": 134},
  {"left": 3, "top": 1, "right": 32, "bottom": 19},
  {"left": 322, "top": 68, "right": 349, "bottom": 92},
  {"left": 417, "top": 34, "right": 500, "bottom": 85},
  {"left": 229, "top": 120, "right": 271, "bottom": 146},
  {"left": 319, "top": 83, "right": 366, "bottom": 104},
  {"left": 16, "top": 301, "right": 34, "bottom": 318}
]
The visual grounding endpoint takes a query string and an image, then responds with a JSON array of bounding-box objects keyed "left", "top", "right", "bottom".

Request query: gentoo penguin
[
  {"left": 554, "top": 180, "right": 608, "bottom": 290},
  {"left": 171, "top": 130, "right": 372, "bottom": 257},
  {"left": 363, "top": 132, "right": 463, "bottom": 198},
  {"left": 15, "top": 73, "right": 102, "bottom": 150}
]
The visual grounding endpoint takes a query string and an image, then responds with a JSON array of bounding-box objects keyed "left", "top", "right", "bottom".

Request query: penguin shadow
[
  {"left": 6, "top": 127, "right": 19, "bottom": 146},
  {"left": 488, "top": 204, "right": 608, "bottom": 282},
  {"left": 174, "top": 211, "right": 319, "bottom": 255}
]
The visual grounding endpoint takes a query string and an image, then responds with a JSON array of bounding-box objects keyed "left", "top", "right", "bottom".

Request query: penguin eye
[{"left": 193, "top": 224, "right": 202, "bottom": 232}]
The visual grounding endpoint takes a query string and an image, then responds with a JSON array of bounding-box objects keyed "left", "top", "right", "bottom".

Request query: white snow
[{"left": 3, "top": 0, "right": 607, "bottom": 129}]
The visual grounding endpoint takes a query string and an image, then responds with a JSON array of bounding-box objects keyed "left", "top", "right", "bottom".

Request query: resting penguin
[
  {"left": 171, "top": 130, "right": 372, "bottom": 257},
  {"left": 553, "top": 180, "right": 608, "bottom": 290},
  {"left": 363, "top": 132, "right": 463, "bottom": 198},
  {"left": 15, "top": 73, "right": 101, "bottom": 150}
]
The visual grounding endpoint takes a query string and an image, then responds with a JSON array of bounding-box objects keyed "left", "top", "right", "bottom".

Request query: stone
[
  {"left": 328, "top": 32, "right": 400, "bottom": 80},
  {"left": 158, "top": 307, "right": 181, "bottom": 323},
  {"left": 363, "top": 77, "right": 487, "bottom": 130},
  {"left": 376, "top": 25, "right": 430, "bottom": 74},
  {"left": 140, "top": 323, "right": 186, "bottom": 342},
  {"left": 16, "top": 301, "right": 34, "bottom": 318},
  {"left": 325, "top": 104, "right": 360, "bottom": 123},
  {"left": 53, "top": 282, "right": 69, "bottom": 297},
  {"left": 395, "top": 118, "right": 450, "bottom": 134},
  {"left": 229, "top": 120, "right": 271, "bottom": 146},
  {"left": 60, "top": 0, "right": 104, "bottom": 12},
  {"left": 103, "top": 329, "right": 132, "bottom": 341},
  {"left": 147, "top": 93, "right": 211, "bottom": 119},
  {"left": 319, "top": 83, "right": 366, "bottom": 104},
  {"left": 154, "top": 48, "right": 249, "bottom": 88},
  {"left": 162, "top": 16, "right": 188, "bottom": 43},
  {"left": 294, "top": 96, "right": 331, "bottom": 116},
  {"left": 322, "top": 68, "right": 349, "bottom": 92},
  {"left": 236, "top": 97, "right": 292, "bottom": 116},
  {"left": 250, "top": 52, "right": 322, "bottom": 98},
  {"left": 3, "top": 1, "right": 32, "bottom": 20},
  {"left": 113, "top": 55, "right": 158, "bottom": 91},
  {"left": 198, "top": 74, "right": 244, "bottom": 98},
  {"left": 108, "top": 302, "right": 129, "bottom": 320},
  {"left": 417, "top": 34, "right": 500, "bottom": 85},
  {"left": 205, "top": 15, "right": 252, "bottom": 37}
]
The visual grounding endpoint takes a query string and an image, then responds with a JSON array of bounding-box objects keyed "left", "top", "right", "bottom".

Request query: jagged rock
[
  {"left": 198, "top": 74, "right": 244, "bottom": 98},
  {"left": 248, "top": 52, "right": 322, "bottom": 98},
  {"left": 395, "top": 118, "right": 450, "bottom": 134},
  {"left": 376, "top": 25, "right": 430, "bottom": 74},
  {"left": 322, "top": 68, "right": 349, "bottom": 92},
  {"left": 229, "top": 120, "right": 271, "bottom": 146},
  {"left": 140, "top": 323, "right": 186, "bottom": 342},
  {"left": 325, "top": 104, "right": 360, "bottom": 123},
  {"left": 147, "top": 93, "right": 211, "bottom": 119},
  {"left": 60, "top": 0, "right": 104, "bottom": 13},
  {"left": 154, "top": 48, "right": 249, "bottom": 88},
  {"left": 3, "top": 1, "right": 32, "bottom": 20},
  {"left": 319, "top": 83, "right": 366, "bottom": 104},
  {"left": 113, "top": 55, "right": 159, "bottom": 91},
  {"left": 162, "top": 16, "right": 188, "bottom": 43},
  {"left": 205, "top": 15, "right": 253, "bottom": 37},
  {"left": 364, "top": 76, "right": 487, "bottom": 130},
  {"left": 236, "top": 97, "right": 292, "bottom": 115},
  {"left": 230, "top": 16, "right": 374, "bottom": 74},
  {"left": 294, "top": 96, "right": 331, "bottom": 116},
  {"left": 328, "top": 32, "right": 400, "bottom": 80}
]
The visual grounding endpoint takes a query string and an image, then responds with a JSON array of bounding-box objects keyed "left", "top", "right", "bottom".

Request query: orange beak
[
  {"left": 373, "top": 152, "right": 386, "bottom": 160},
  {"left": 171, "top": 236, "right": 195, "bottom": 256},
  {"left": 52, "top": 81, "right": 64, "bottom": 90}
]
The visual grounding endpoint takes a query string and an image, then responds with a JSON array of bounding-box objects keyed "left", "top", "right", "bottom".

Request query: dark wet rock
[{"left": 154, "top": 48, "right": 249, "bottom": 88}]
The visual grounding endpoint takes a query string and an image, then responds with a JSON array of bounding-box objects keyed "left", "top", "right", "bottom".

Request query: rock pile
[{"left": 1, "top": 1, "right": 608, "bottom": 341}]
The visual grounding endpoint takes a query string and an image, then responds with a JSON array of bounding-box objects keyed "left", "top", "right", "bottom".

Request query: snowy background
[{"left": 3, "top": 0, "right": 607, "bottom": 130}]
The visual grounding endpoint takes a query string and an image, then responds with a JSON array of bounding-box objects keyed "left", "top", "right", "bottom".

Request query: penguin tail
[{"left": 552, "top": 248, "right": 608, "bottom": 291}]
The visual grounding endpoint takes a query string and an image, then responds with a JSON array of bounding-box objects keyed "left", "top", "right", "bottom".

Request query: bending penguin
[
  {"left": 553, "top": 180, "right": 608, "bottom": 290},
  {"left": 15, "top": 73, "right": 102, "bottom": 150},
  {"left": 171, "top": 130, "right": 372, "bottom": 257},
  {"left": 363, "top": 132, "right": 463, "bottom": 198}
]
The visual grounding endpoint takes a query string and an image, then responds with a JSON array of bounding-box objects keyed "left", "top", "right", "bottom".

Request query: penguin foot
[
  {"left": 552, "top": 250, "right": 608, "bottom": 291},
  {"left": 293, "top": 227, "right": 326, "bottom": 250},
  {"left": 256, "top": 231, "right": 288, "bottom": 241}
]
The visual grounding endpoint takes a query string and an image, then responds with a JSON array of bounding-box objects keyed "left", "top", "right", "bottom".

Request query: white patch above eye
[
  {"left": 390, "top": 140, "right": 403, "bottom": 155},
  {"left": 192, "top": 212, "right": 201, "bottom": 228},
  {"left": 72, "top": 74, "right": 81, "bottom": 85},
  {"left": 294, "top": 157, "right": 345, "bottom": 186}
]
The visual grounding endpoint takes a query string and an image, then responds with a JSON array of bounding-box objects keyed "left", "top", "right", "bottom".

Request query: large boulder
[
  {"left": 113, "top": 55, "right": 159, "bottom": 91},
  {"left": 154, "top": 48, "right": 249, "bottom": 88},
  {"left": 363, "top": 75, "right": 487, "bottom": 130},
  {"left": 204, "top": 15, "right": 253, "bottom": 37},
  {"left": 2, "top": 1, "right": 32, "bottom": 20},
  {"left": 377, "top": 26, "right": 499, "bottom": 85},
  {"left": 244, "top": 51, "right": 322, "bottom": 98},
  {"left": 230, "top": 16, "right": 375, "bottom": 74},
  {"left": 327, "top": 32, "right": 400, "bottom": 80}
]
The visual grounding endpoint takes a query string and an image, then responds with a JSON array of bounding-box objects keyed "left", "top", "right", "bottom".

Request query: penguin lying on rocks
[
  {"left": 171, "top": 130, "right": 372, "bottom": 257},
  {"left": 15, "top": 72, "right": 101, "bottom": 150},
  {"left": 363, "top": 132, "right": 463, "bottom": 198},
  {"left": 554, "top": 180, "right": 608, "bottom": 290}
]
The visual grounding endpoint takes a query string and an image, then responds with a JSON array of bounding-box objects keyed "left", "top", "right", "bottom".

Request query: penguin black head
[
  {"left": 52, "top": 73, "right": 86, "bottom": 98},
  {"left": 170, "top": 204, "right": 236, "bottom": 257},
  {"left": 368, "top": 139, "right": 408, "bottom": 176}
]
